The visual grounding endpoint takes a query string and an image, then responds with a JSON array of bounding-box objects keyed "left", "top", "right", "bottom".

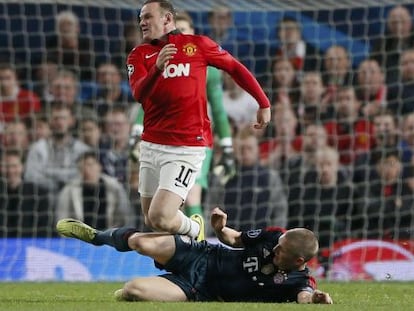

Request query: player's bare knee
[
  {"left": 127, "top": 234, "right": 151, "bottom": 253},
  {"left": 148, "top": 214, "right": 174, "bottom": 232},
  {"left": 127, "top": 233, "right": 142, "bottom": 251}
]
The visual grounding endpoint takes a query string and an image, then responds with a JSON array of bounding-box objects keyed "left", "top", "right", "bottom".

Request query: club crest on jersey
[
  {"left": 273, "top": 271, "right": 287, "bottom": 284},
  {"left": 182, "top": 43, "right": 197, "bottom": 56},
  {"left": 246, "top": 229, "right": 262, "bottom": 238},
  {"left": 261, "top": 264, "right": 275, "bottom": 275}
]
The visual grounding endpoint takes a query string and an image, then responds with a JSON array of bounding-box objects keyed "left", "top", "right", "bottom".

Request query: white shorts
[{"left": 138, "top": 141, "right": 206, "bottom": 200}]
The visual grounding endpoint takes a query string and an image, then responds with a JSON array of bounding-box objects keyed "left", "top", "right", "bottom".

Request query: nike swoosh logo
[{"left": 145, "top": 52, "right": 158, "bottom": 59}]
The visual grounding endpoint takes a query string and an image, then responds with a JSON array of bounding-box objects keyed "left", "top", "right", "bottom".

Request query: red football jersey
[
  {"left": 324, "top": 119, "right": 374, "bottom": 165},
  {"left": 0, "top": 88, "right": 41, "bottom": 122},
  {"left": 127, "top": 32, "right": 269, "bottom": 147}
]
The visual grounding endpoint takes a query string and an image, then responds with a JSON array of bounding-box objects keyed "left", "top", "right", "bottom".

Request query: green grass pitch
[{"left": 0, "top": 282, "right": 413, "bottom": 311}]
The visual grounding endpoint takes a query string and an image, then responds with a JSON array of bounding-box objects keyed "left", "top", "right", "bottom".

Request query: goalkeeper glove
[
  {"left": 213, "top": 139, "right": 236, "bottom": 185},
  {"left": 129, "top": 124, "right": 143, "bottom": 162}
]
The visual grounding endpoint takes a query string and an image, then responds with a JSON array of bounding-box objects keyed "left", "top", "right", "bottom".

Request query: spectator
[
  {"left": 56, "top": 151, "right": 134, "bottom": 230},
  {"left": 273, "top": 16, "right": 321, "bottom": 79},
  {"left": 100, "top": 105, "right": 131, "bottom": 186},
  {"left": 47, "top": 69, "right": 80, "bottom": 107},
  {"left": 84, "top": 62, "right": 135, "bottom": 120},
  {"left": 324, "top": 86, "right": 374, "bottom": 166},
  {"left": 47, "top": 69, "right": 95, "bottom": 133},
  {"left": 1, "top": 120, "right": 31, "bottom": 162},
  {"left": 268, "top": 57, "right": 300, "bottom": 107},
  {"left": 31, "top": 60, "right": 59, "bottom": 103},
  {"left": 387, "top": 49, "right": 414, "bottom": 115},
  {"left": 79, "top": 116, "right": 107, "bottom": 151},
  {"left": 371, "top": 5, "right": 414, "bottom": 85},
  {"left": 355, "top": 59, "right": 387, "bottom": 118},
  {"left": 353, "top": 147, "right": 414, "bottom": 240},
  {"left": 399, "top": 112, "right": 414, "bottom": 193},
  {"left": 205, "top": 5, "right": 253, "bottom": 72},
  {"left": 222, "top": 71, "right": 258, "bottom": 129},
  {"left": 0, "top": 63, "right": 41, "bottom": 128},
  {"left": 296, "top": 146, "right": 354, "bottom": 272},
  {"left": 400, "top": 112, "right": 414, "bottom": 165},
  {"left": 24, "top": 102, "right": 90, "bottom": 203},
  {"left": 206, "top": 5, "right": 234, "bottom": 46},
  {"left": 31, "top": 112, "right": 51, "bottom": 142},
  {"left": 112, "top": 20, "right": 143, "bottom": 76},
  {"left": 45, "top": 10, "right": 96, "bottom": 80},
  {"left": 0, "top": 149, "right": 53, "bottom": 237},
  {"left": 209, "top": 126, "right": 287, "bottom": 232},
  {"left": 286, "top": 124, "right": 328, "bottom": 228},
  {"left": 322, "top": 45, "right": 354, "bottom": 102},
  {"left": 79, "top": 115, "right": 111, "bottom": 165},
  {"left": 353, "top": 110, "right": 402, "bottom": 186},
  {"left": 262, "top": 104, "right": 302, "bottom": 183},
  {"left": 297, "top": 72, "right": 334, "bottom": 130}
]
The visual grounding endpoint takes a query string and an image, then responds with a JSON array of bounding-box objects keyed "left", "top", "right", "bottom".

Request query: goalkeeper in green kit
[{"left": 130, "top": 11, "right": 235, "bottom": 219}]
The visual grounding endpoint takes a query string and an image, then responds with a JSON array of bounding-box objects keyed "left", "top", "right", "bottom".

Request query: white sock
[{"left": 177, "top": 210, "right": 199, "bottom": 238}]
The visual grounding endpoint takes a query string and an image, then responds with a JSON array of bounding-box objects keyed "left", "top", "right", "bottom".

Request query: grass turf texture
[{"left": 0, "top": 282, "right": 413, "bottom": 311}]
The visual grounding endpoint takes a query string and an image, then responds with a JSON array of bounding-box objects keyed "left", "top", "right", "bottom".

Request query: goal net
[{"left": 1, "top": 0, "right": 414, "bottom": 282}]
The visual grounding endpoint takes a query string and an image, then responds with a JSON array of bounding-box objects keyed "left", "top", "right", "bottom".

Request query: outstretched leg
[
  {"left": 56, "top": 219, "right": 176, "bottom": 264},
  {"left": 114, "top": 276, "right": 187, "bottom": 302}
]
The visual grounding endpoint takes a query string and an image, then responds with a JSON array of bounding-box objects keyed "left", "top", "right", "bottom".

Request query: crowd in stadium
[{"left": 1, "top": 2, "right": 414, "bottom": 271}]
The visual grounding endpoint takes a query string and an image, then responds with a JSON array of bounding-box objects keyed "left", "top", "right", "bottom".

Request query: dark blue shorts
[{"left": 158, "top": 235, "right": 215, "bottom": 301}]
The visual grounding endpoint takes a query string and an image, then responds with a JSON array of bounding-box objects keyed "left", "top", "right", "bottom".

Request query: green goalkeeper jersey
[{"left": 133, "top": 66, "right": 232, "bottom": 143}]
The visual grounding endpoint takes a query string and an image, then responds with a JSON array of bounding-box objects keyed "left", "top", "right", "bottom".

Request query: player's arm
[
  {"left": 200, "top": 36, "right": 271, "bottom": 128},
  {"left": 210, "top": 207, "right": 244, "bottom": 248},
  {"left": 297, "top": 290, "right": 333, "bottom": 304},
  {"left": 207, "top": 67, "right": 232, "bottom": 140},
  {"left": 127, "top": 44, "right": 176, "bottom": 103}
]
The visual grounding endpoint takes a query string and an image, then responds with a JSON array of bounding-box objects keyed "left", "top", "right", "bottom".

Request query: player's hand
[
  {"left": 213, "top": 145, "right": 236, "bottom": 185},
  {"left": 254, "top": 107, "right": 271, "bottom": 129},
  {"left": 210, "top": 207, "right": 227, "bottom": 232},
  {"left": 312, "top": 290, "right": 333, "bottom": 304},
  {"left": 156, "top": 43, "right": 178, "bottom": 71}
]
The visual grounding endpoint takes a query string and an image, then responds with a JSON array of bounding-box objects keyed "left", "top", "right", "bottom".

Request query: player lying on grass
[{"left": 56, "top": 207, "right": 333, "bottom": 304}]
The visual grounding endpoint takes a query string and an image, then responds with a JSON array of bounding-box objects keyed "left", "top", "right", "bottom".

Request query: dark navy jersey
[{"left": 206, "top": 228, "right": 316, "bottom": 302}]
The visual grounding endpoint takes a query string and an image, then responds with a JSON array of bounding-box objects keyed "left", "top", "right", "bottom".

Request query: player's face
[
  {"left": 272, "top": 235, "right": 299, "bottom": 271},
  {"left": 139, "top": 3, "right": 169, "bottom": 42}
]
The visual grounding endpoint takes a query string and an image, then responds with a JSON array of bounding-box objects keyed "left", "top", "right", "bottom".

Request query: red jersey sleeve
[
  {"left": 127, "top": 46, "right": 162, "bottom": 103},
  {"left": 198, "top": 36, "right": 270, "bottom": 109}
]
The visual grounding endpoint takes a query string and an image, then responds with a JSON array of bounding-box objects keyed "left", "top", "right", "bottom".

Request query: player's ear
[
  {"left": 165, "top": 12, "right": 173, "bottom": 25},
  {"left": 296, "top": 256, "right": 305, "bottom": 266}
]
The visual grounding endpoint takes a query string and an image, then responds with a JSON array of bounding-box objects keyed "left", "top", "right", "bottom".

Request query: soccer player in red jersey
[{"left": 127, "top": 0, "right": 271, "bottom": 240}]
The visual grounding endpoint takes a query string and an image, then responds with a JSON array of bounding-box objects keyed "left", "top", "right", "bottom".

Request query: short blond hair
[
  {"left": 56, "top": 10, "right": 79, "bottom": 30},
  {"left": 285, "top": 228, "right": 319, "bottom": 262}
]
